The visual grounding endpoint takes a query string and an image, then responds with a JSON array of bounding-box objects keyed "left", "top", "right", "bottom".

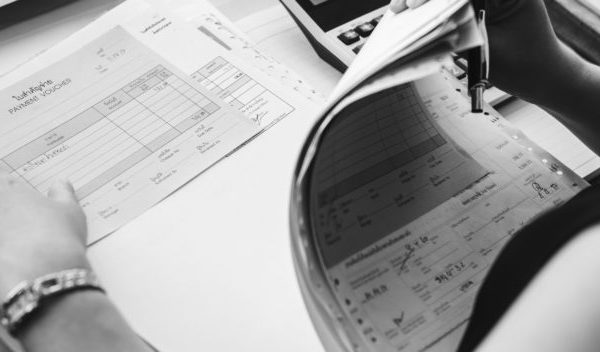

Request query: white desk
[{"left": 0, "top": 1, "right": 325, "bottom": 351}]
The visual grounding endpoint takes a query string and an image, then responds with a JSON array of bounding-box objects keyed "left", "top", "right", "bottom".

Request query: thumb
[
  {"left": 48, "top": 179, "right": 79, "bottom": 204},
  {"left": 390, "top": 0, "right": 408, "bottom": 13},
  {"left": 407, "top": 0, "right": 428, "bottom": 8}
]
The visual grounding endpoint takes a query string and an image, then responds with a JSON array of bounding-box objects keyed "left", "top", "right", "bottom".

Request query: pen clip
[
  {"left": 469, "top": 9, "right": 489, "bottom": 113},
  {"left": 478, "top": 9, "right": 489, "bottom": 81}
]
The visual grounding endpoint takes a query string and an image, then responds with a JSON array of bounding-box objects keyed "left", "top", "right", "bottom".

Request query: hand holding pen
[
  {"left": 390, "top": 0, "right": 561, "bottom": 116},
  {"left": 390, "top": 0, "right": 490, "bottom": 113}
]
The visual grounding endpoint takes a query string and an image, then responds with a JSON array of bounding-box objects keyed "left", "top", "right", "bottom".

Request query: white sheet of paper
[
  {"left": 0, "top": 27, "right": 259, "bottom": 243},
  {"left": 316, "top": 73, "right": 586, "bottom": 352},
  {"left": 235, "top": 4, "right": 342, "bottom": 96},
  {"left": 153, "top": 0, "right": 328, "bottom": 103},
  {"left": 499, "top": 99, "right": 600, "bottom": 178},
  {"left": 0, "top": 0, "right": 125, "bottom": 78},
  {"left": 1, "top": 0, "right": 319, "bottom": 129}
]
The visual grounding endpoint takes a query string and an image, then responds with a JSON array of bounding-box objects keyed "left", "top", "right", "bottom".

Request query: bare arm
[
  {"left": 16, "top": 291, "right": 151, "bottom": 352},
  {"left": 392, "top": 0, "right": 600, "bottom": 155},
  {"left": 484, "top": 0, "right": 600, "bottom": 155},
  {"left": 0, "top": 175, "right": 151, "bottom": 352}
]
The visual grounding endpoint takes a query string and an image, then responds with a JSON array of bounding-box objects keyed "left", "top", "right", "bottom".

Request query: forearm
[
  {"left": 16, "top": 290, "right": 151, "bottom": 352},
  {"left": 0, "top": 177, "right": 151, "bottom": 351},
  {"left": 500, "top": 42, "right": 600, "bottom": 156},
  {"left": 538, "top": 49, "right": 600, "bottom": 156},
  {"left": 480, "top": 0, "right": 600, "bottom": 156}
]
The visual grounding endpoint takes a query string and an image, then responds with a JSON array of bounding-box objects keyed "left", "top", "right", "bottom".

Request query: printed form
[
  {"left": 0, "top": 0, "right": 320, "bottom": 243},
  {"left": 166, "top": 0, "right": 328, "bottom": 103},
  {"left": 0, "top": 27, "right": 258, "bottom": 243},
  {"left": 310, "top": 74, "right": 586, "bottom": 352},
  {"left": 0, "top": 0, "right": 318, "bottom": 131},
  {"left": 112, "top": 0, "right": 302, "bottom": 129}
]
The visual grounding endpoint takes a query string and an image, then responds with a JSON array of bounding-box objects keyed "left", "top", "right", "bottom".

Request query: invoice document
[
  {"left": 1, "top": 0, "right": 311, "bottom": 129},
  {"left": 1, "top": 27, "right": 258, "bottom": 243},
  {"left": 307, "top": 73, "right": 585, "bottom": 351},
  {"left": 161, "top": 0, "right": 328, "bottom": 103},
  {"left": 0, "top": 0, "right": 321, "bottom": 243}
]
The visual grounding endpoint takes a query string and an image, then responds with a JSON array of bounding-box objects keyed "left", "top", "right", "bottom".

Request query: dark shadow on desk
[{"left": 0, "top": 0, "right": 76, "bottom": 30}]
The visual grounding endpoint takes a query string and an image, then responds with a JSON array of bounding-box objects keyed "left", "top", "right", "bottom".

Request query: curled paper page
[{"left": 291, "top": 71, "right": 586, "bottom": 352}]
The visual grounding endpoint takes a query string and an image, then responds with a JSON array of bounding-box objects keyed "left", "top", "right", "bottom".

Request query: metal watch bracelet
[{"left": 0, "top": 268, "right": 104, "bottom": 334}]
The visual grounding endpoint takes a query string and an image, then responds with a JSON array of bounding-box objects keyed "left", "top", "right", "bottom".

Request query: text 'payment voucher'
[{"left": 0, "top": 27, "right": 259, "bottom": 243}]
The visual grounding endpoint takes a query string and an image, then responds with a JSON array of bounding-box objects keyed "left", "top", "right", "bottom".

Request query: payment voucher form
[{"left": 0, "top": 27, "right": 259, "bottom": 243}]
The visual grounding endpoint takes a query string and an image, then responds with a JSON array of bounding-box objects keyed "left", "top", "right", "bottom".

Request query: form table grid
[{"left": 2, "top": 65, "right": 220, "bottom": 199}]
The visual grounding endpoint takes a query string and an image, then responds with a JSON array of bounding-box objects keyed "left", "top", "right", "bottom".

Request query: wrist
[
  {"left": 0, "top": 252, "right": 91, "bottom": 300},
  {"left": 14, "top": 287, "right": 151, "bottom": 352},
  {"left": 15, "top": 289, "right": 107, "bottom": 340}
]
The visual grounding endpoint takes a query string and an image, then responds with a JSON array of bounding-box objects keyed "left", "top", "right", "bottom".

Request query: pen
[{"left": 467, "top": 0, "right": 489, "bottom": 113}]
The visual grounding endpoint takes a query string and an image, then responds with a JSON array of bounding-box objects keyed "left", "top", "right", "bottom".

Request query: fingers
[
  {"left": 407, "top": 0, "right": 429, "bottom": 8},
  {"left": 390, "top": 0, "right": 429, "bottom": 13},
  {"left": 47, "top": 179, "right": 78, "bottom": 204},
  {"left": 0, "top": 175, "right": 78, "bottom": 203},
  {"left": 390, "top": 0, "right": 408, "bottom": 13},
  {"left": 0, "top": 173, "right": 22, "bottom": 191}
]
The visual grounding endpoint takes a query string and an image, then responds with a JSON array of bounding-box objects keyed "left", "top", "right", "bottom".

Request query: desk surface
[{"left": 0, "top": 1, "right": 325, "bottom": 351}]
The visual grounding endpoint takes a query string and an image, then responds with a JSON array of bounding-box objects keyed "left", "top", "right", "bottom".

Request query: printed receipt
[
  {"left": 313, "top": 74, "right": 587, "bottom": 352},
  {"left": 0, "top": 27, "right": 259, "bottom": 243}
]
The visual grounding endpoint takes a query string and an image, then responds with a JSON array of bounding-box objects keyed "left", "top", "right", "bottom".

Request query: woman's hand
[
  {"left": 478, "top": 0, "right": 571, "bottom": 101},
  {"left": 390, "top": 0, "right": 429, "bottom": 13},
  {"left": 389, "top": 0, "right": 576, "bottom": 103},
  {"left": 0, "top": 173, "right": 153, "bottom": 352},
  {"left": 0, "top": 173, "right": 89, "bottom": 298},
  {"left": 390, "top": 0, "right": 600, "bottom": 158},
  {"left": 479, "top": 1, "right": 600, "bottom": 156}
]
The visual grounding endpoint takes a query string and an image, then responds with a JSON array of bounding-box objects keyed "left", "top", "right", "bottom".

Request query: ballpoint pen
[{"left": 467, "top": 0, "right": 489, "bottom": 113}]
